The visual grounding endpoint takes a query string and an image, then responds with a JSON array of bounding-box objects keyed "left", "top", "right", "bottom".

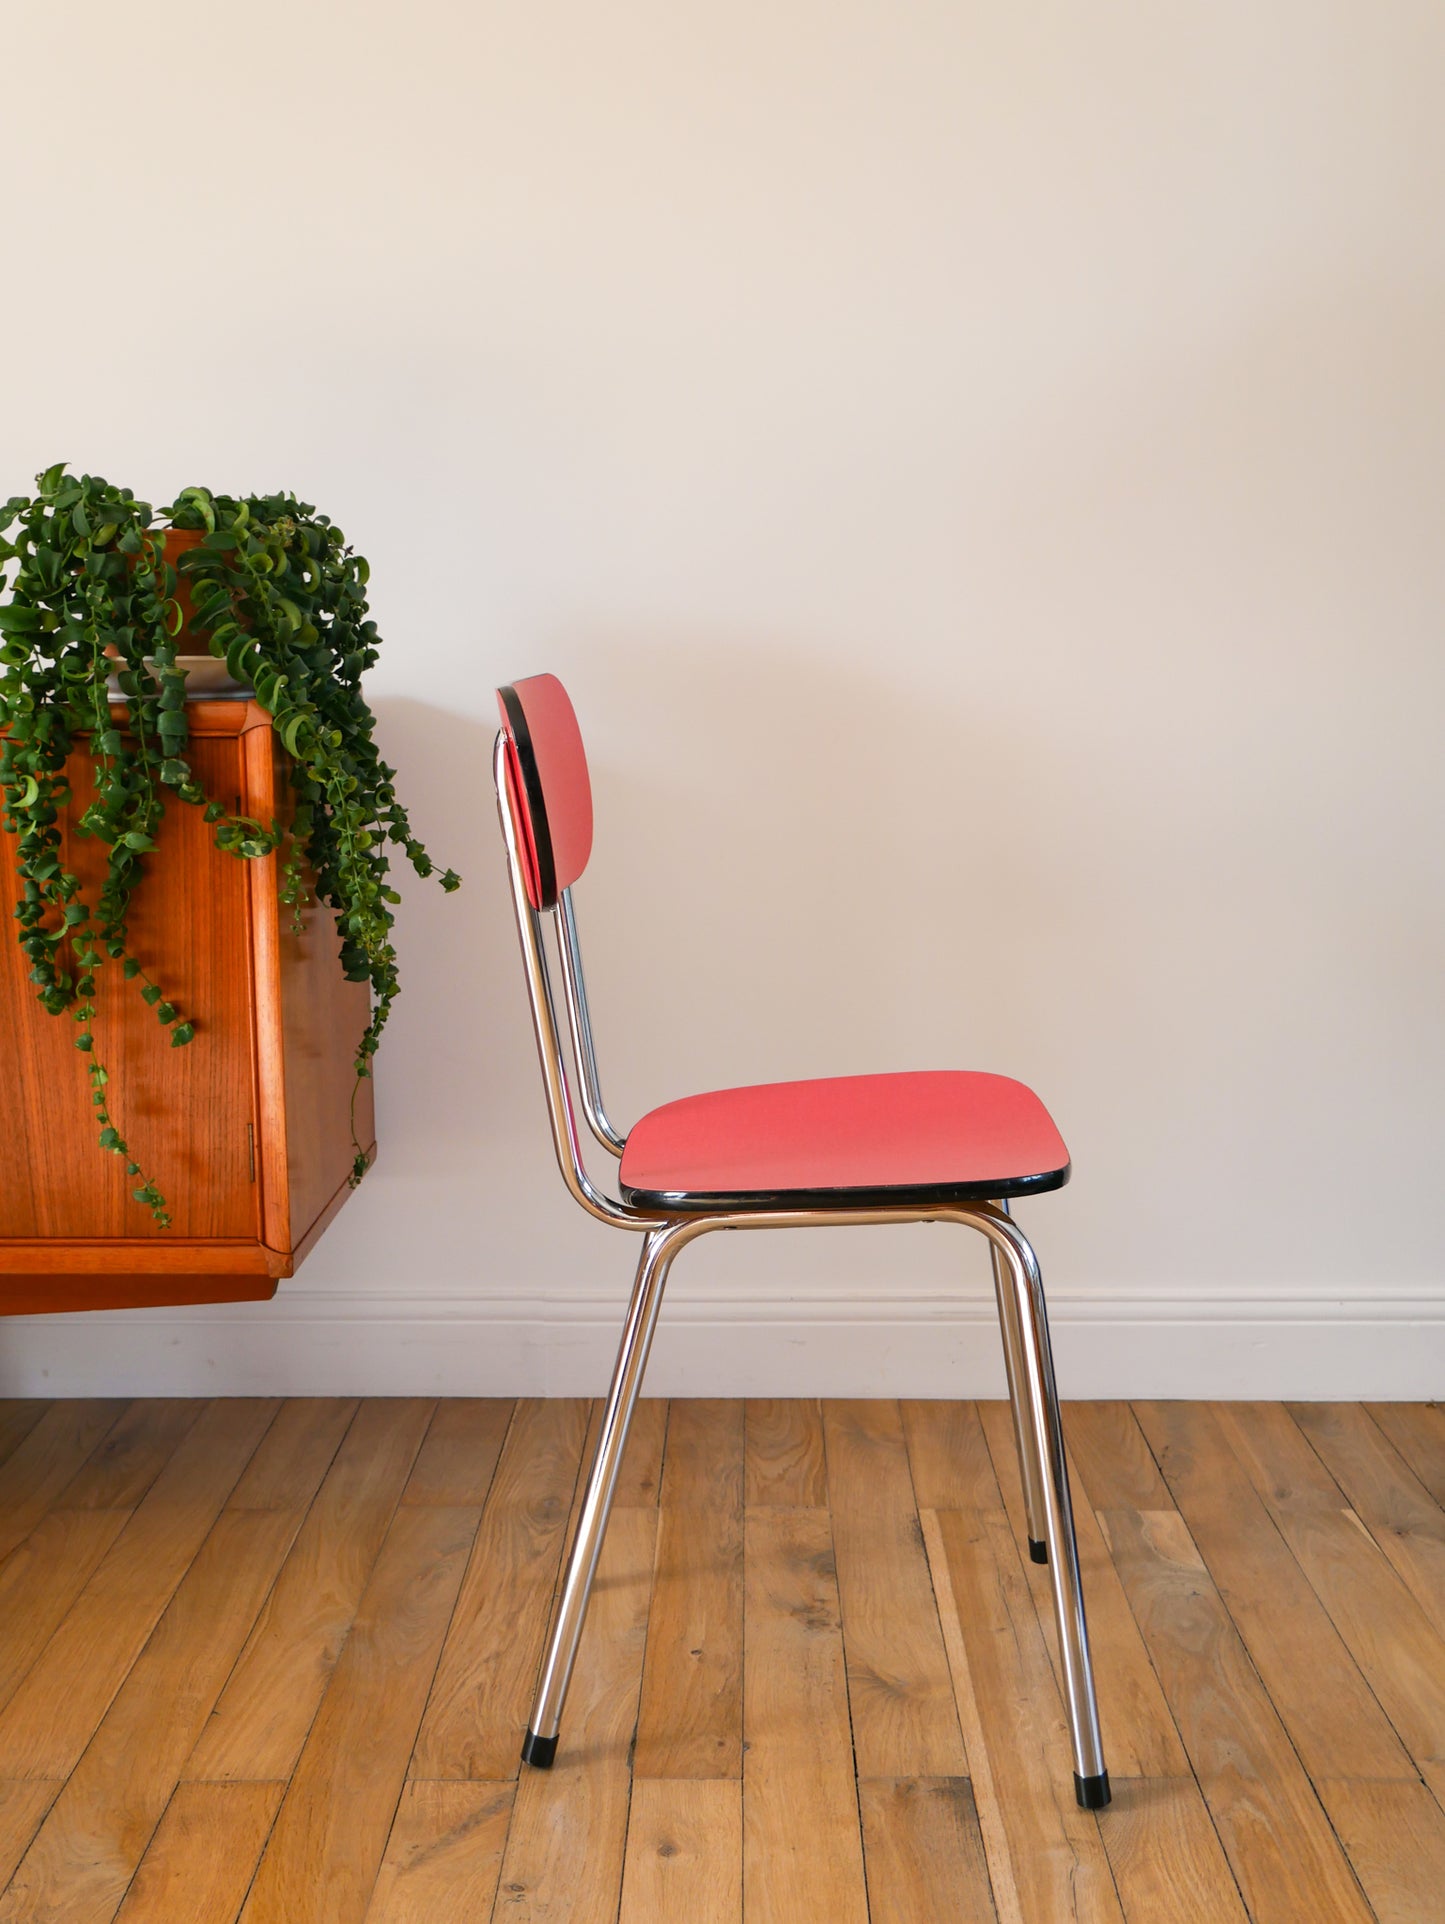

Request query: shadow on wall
[
  {"left": 361, "top": 694, "right": 534, "bottom": 1176},
  {"left": 345, "top": 651, "right": 1097, "bottom": 1296},
  {"left": 544, "top": 635, "right": 1108, "bottom": 1121},
  {"left": 368, "top": 647, "right": 1088, "bottom": 1155}
]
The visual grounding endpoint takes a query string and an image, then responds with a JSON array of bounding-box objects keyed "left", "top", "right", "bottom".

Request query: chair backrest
[
  {"left": 493, "top": 674, "right": 632, "bottom": 1227},
  {"left": 496, "top": 675, "right": 593, "bottom": 911}
]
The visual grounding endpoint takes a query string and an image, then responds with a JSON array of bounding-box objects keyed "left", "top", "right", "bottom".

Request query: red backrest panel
[{"left": 496, "top": 675, "right": 594, "bottom": 910}]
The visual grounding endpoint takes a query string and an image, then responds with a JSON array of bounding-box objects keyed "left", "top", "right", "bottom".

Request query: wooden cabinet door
[
  {"left": 240, "top": 722, "right": 375, "bottom": 1260},
  {"left": 0, "top": 729, "right": 260, "bottom": 1240}
]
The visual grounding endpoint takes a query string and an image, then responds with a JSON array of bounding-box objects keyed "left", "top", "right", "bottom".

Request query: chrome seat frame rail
[{"left": 492, "top": 730, "right": 1110, "bottom": 1809}]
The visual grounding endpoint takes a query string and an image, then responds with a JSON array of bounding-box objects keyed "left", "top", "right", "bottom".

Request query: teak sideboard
[{"left": 0, "top": 699, "right": 374, "bottom": 1313}]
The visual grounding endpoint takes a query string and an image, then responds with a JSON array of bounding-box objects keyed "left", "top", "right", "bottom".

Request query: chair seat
[{"left": 618, "top": 1070, "right": 1070, "bottom": 1211}]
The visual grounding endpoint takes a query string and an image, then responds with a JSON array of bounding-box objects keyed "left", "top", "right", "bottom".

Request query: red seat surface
[{"left": 618, "top": 1070, "right": 1070, "bottom": 1209}]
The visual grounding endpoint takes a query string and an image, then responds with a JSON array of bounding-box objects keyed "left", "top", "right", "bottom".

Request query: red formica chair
[{"left": 493, "top": 673, "right": 1110, "bottom": 1809}]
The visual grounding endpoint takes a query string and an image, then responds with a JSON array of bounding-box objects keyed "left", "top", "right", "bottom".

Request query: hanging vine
[{"left": 0, "top": 464, "right": 459, "bottom": 1223}]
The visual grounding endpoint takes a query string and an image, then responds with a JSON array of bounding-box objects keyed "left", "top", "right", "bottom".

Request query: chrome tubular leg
[
  {"left": 990, "top": 1198, "right": 1050, "bottom": 1563},
  {"left": 522, "top": 1226, "right": 677, "bottom": 1767},
  {"left": 988, "top": 1217, "right": 1110, "bottom": 1809}
]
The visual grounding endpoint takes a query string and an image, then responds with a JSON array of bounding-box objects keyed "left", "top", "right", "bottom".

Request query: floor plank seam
[
  {"left": 900, "top": 1410, "right": 1008, "bottom": 1924},
  {"left": 325, "top": 1403, "right": 475, "bottom": 1901},
  {"left": 978, "top": 1413, "right": 1131, "bottom": 1920},
  {"left": 616, "top": 1397, "right": 672, "bottom": 1922},
  {"left": 1272, "top": 1402, "right": 1445, "bottom": 1838},
  {"left": 919, "top": 1506, "right": 1021, "bottom": 1924},
  {"left": 227, "top": 1783, "right": 290, "bottom": 1924},
  {"left": 1125, "top": 1402, "right": 1381, "bottom": 1923},
  {"left": 400, "top": 1397, "right": 521, "bottom": 1783},
  {"left": 818, "top": 1400, "right": 879, "bottom": 1924},
  {"left": 240, "top": 1400, "right": 436, "bottom": 1802},
  {"left": 0, "top": 1401, "right": 294, "bottom": 1911},
  {"left": 736, "top": 1401, "right": 752, "bottom": 1924},
  {"left": 1057, "top": 1405, "right": 1251, "bottom": 1923},
  {"left": 20, "top": 1402, "right": 289, "bottom": 1780},
  {"left": 0, "top": 1399, "right": 134, "bottom": 1596},
  {"left": 176, "top": 1456, "right": 351, "bottom": 1788},
  {"left": 1219, "top": 1403, "right": 1445, "bottom": 1830}
]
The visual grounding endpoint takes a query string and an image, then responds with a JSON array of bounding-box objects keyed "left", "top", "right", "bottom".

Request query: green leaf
[
  {"left": 174, "top": 489, "right": 216, "bottom": 534},
  {"left": 2, "top": 485, "right": 453, "bottom": 1227},
  {"left": 98, "top": 1126, "right": 122, "bottom": 1151},
  {"left": 224, "top": 636, "right": 256, "bottom": 684}
]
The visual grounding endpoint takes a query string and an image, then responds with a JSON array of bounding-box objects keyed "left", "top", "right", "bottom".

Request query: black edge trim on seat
[
  {"left": 618, "top": 1160, "right": 1071, "bottom": 1214},
  {"left": 498, "top": 683, "right": 557, "bottom": 909}
]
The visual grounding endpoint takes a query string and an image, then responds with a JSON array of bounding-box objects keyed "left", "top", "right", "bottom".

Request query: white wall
[{"left": 3, "top": 2, "right": 1442, "bottom": 1396}]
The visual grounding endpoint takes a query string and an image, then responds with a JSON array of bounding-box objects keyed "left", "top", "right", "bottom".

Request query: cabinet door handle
[{"left": 246, "top": 1122, "right": 256, "bottom": 1183}]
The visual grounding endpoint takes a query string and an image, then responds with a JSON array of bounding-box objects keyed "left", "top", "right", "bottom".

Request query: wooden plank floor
[{"left": 0, "top": 1398, "right": 1437, "bottom": 1922}]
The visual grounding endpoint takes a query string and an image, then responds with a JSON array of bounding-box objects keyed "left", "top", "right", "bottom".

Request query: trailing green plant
[{"left": 0, "top": 463, "right": 459, "bottom": 1224}]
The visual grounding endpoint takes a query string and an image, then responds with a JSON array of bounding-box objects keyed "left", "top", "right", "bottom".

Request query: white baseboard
[{"left": 0, "top": 1283, "right": 1439, "bottom": 1400}]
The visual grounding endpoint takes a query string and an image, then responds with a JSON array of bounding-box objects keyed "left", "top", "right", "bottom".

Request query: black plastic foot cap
[
  {"left": 1028, "top": 1537, "right": 1049, "bottom": 1565},
  {"left": 521, "top": 1729, "right": 558, "bottom": 1770},
  {"left": 1075, "top": 1770, "right": 1111, "bottom": 1810}
]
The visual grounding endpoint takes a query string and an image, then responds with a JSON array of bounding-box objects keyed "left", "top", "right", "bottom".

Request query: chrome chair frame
[{"left": 493, "top": 730, "right": 1110, "bottom": 1809}]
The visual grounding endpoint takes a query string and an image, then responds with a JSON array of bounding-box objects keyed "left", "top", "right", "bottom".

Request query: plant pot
[{"left": 106, "top": 526, "right": 251, "bottom": 700}]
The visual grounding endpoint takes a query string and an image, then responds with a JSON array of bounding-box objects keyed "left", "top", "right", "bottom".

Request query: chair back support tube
[
  {"left": 493, "top": 731, "right": 639, "bottom": 1229},
  {"left": 556, "top": 888, "right": 626, "bottom": 1158}
]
